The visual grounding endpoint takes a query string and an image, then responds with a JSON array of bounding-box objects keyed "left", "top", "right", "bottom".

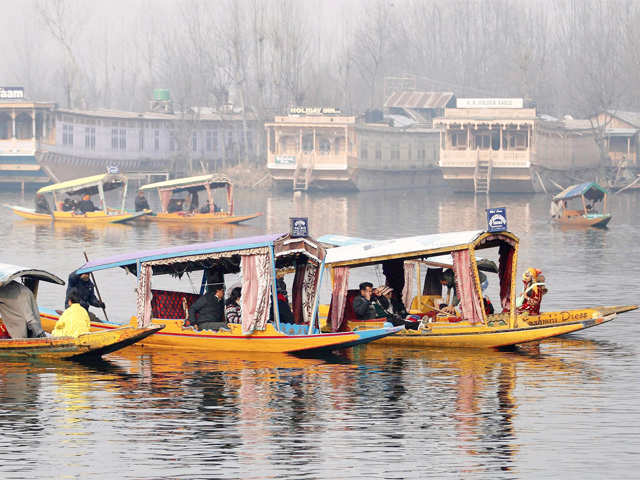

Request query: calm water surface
[{"left": 0, "top": 188, "right": 639, "bottom": 479}]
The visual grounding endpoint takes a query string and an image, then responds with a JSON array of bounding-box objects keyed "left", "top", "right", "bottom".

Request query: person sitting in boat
[
  {"left": 34, "top": 193, "right": 51, "bottom": 214},
  {"left": 269, "top": 278, "right": 294, "bottom": 324},
  {"left": 188, "top": 284, "right": 228, "bottom": 331},
  {"left": 225, "top": 286, "right": 242, "bottom": 324},
  {"left": 199, "top": 201, "right": 222, "bottom": 214},
  {"left": 353, "top": 282, "right": 377, "bottom": 320},
  {"left": 75, "top": 194, "right": 98, "bottom": 214},
  {"left": 0, "top": 280, "right": 47, "bottom": 338},
  {"left": 66, "top": 272, "right": 105, "bottom": 322},
  {"left": 517, "top": 268, "right": 548, "bottom": 315},
  {"left": 167, "top": 197, "right": 184, "bottom": 213},
  {"left": 52, "top": 288, "right": 91, "bottom": 338},
  {"left": 439, "top": 268, "right": 488, "bottom": 315},
  {"left": 61, "top": 196, "right": 76, "bottom": 212},
  {"left": 135, "top": 190, "right": 150, "bottom": 211}
]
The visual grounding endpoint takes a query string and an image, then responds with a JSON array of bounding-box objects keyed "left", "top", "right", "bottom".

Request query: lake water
[{"left": 0, "top": 188, "right": 639, "bottom": 479}]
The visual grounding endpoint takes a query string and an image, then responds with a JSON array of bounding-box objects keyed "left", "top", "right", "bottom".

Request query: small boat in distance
[
  {"left": 0, "top": 263, "right": 162, "bottom": 359},
  {"left": 550, "top": 181, "right": 612, "bottom": 228},
  {"left": 137, "top": 174, "right": 262, "bottom": 224},
  {"left": 39, "top": 233, "right": 401, "bottom": 353},
  {"left": 7, "top": 173, "right": 147, "bottom": 224}
]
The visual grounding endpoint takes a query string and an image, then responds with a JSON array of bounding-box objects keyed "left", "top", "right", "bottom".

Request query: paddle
[{"left": 83, "top": 251, "right": 109, "bottom": 322}]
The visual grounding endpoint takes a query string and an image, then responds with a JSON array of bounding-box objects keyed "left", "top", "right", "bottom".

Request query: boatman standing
[
  {"left": 34, "top": 193, "right": 51, "bottom": 214},
  {"left": 66, "top": 272, "right": 105, "bottom": 322},
  {"left": 135, "top": 190, "right": 150, "bottom": 211}
]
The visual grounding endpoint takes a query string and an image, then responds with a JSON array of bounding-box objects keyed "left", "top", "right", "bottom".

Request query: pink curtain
[
  {"left": 402, "top": 261, "right": 416, "bottom": 308},
  {"left": 452, "top": 250, "right": 484, "bottom": 325},
  {"left": 136, "top": 264, "right": 152, "bottom": 327},
  {"left": 227, "top": 184, "right": 234, "bottom": 215},
  {"left": 159, "top": 190, "right": 172, "bottom": 213},
  {"left": 240, "top": 253, "right": 272, "bottom": 335},
  {"left": 330, "top": 267, "right": 349, "bottom": 332}
]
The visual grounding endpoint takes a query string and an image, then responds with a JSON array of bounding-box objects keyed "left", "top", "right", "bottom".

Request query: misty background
[{"left": 1, "top": 0, "right": 639, "bottom": 120}]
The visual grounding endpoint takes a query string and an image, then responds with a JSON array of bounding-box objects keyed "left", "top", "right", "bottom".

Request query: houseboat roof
[
  {"left": 55, "top": 107, "right": 253, "bottom": 122},
  {"left": 139, "top": 174, "right": 231, "bottom": 192},
  {"left": 0, "top": 263, "right": 65, "bottom": 288},
  {"left": 323, "top": 230, "right": 492, "bottom": 267},
  {"left": 76, "top": 233, "right": 287, "bottom": 274},
  {"left": 553, "top": 182, "right": 608, "bottom": 202},
  {"left": 37, "top": 173, "right": 127, "bottom": 196}
]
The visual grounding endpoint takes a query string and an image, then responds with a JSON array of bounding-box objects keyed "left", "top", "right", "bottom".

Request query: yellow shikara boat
[
  {"left": 317, "top": 230, "right": 637, "bottom": 348},
  {"left": 7, "top": 173, "right": 147, "bottom": 224},
  {"left": 0, "top": 263, "right": 162, "bottom": 359},
  {"left": 39, "top": 232, "right": 400, "bottom": 354},
  {"left": 138, "top": 174, "right": 262, "bottom": 224}
]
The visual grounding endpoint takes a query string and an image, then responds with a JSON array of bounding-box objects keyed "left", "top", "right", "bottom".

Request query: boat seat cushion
[{"left": 151, "top": 289, "right": 199, "bottom": 319}]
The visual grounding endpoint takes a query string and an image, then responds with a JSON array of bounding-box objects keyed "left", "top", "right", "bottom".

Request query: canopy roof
[
  {"left": 553, "top": 182, "right": 608, "bottom": 202},
  {"left": 323, "top": 230, "right": 488, "bottom": 266},
  {"left": 77, "top": 233, "right": 286, "bottom": 274},
  {"left": 139, "top": 174, "right": 231, "bottom": 193},
  {"left": 318, "top": 234, "right": 499, "bottom": 272},
  {"left": 0, "top": 263, "right": 65, "bottom": 288},
  {"left": 38, "top": 173, "right": 127, "bottom": 196}
]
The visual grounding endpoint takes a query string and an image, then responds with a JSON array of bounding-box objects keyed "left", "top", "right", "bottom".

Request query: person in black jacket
[
  {"left": 134, "top": 190, "right": 150, "bottom": 211},
  {"left": 270, "top": 278, "right": 294, "bottom": 324},
  {"left": 188, "top": 284, "right": 227, "bottom": 331},
  {"left": 352, "top": 282, "right": 377, "bottom": 320},
  {"left": 66, "top": 272, "right": 105, "bottom": 321},
  {"left": 34, "top": 193, "right": 51, "bottom": 214},
  {"left": 75, "top": 194, "right": 98, "bottom": 213}
]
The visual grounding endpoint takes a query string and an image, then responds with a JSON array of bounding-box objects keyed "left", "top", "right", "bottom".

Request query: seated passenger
[
  {"left": 75, "top": 194, "right": 98, "bottom": 213},
  {"left": 517, "top": 269, "right": 548, "bottom": 315},
  {"left": 373, "top": 285, "right": 419, "bottom": 329},
  {"left": 61, "top": 197, "right": 76, "bottom": 212},
  {"left": 225, "top": 287, "right": 242, "bottom": 323},
  {"left": 440, "top": 268, "right": 488, "bottom": 315},
  {"left": 199, "top": 201, "right": 222, "bottom": 214},
  {"left": 34, "top": 193, "right": 51, "bottom": 214},
  {"left": 352, "top": 282, "right": 377, "bottom": 320},
  {"left": 188, "top": 284, "right": 228, "bottom": 331},
  {"left": 0, "top": 280, "right": 47, "bottom": 338},
  {"left": 52, "top": 289, "right": 91, "bottom": 338},
  {"left": 134, "top": 190, "right": 150, "bottom": 211},
  {"left": 270, "top": 278, "right": 294, "bottom": 324},
  {"left": 167, "top": 198, "right": 184, "bottom": 213}
]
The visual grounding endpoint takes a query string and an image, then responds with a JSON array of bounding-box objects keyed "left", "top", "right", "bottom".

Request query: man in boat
[
  {"left": 269, "top": 278, "right": 294, "bottom": 324},
  {"left": 0, "top": 280, "right": 47, "bottom": 338},
  {"left": 167, "top": 197, "right": 184, "bottom": 213},
  {"left": 439, "top": 268, "right": 488, "bottom": 315},
  {"left": 52, "top": 288, "right": 91, "bottom": 338},
  {"left": 75, "top": 194, "right": 99, "bottom": 214},
  {"left": 34, "top": 193, "right": 51, "bottom": 214},
  {"left": 66, "top": 272, "right": 105, "bottom": 322},
  {"left": 188, "top": 284, "right": 228, "bottom": 331},
  {"left": 353, "top": 282, "right": 378, "bottom": 320},
  {"left": 135, "top": 190, "right": 150, "bottom": 211},
  {"left": 61, "top": 196, "right": 76, "bottom": 212}
]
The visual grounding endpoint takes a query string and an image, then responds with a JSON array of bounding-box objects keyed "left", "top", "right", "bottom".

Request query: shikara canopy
[
  {"left": 323, "top": 230, "right": 487, "bottom": 267},
  {"left": 0, "top": 263, "right": 65, "bottom": 288},
  {"left": 37, "top": 173, "right": 127, "bottom": 196},
  {"left": 553, "top": 182, "right": 608, "bottom": 202},
  {"left": 139, "top": 174, "right": 231, "bottom": 193}
]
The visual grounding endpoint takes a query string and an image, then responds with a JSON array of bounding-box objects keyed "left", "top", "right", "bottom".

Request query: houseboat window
[
  {"left": 192, "top": 131, "right": 198, "bottom": 152},
  {"left": 268, "top": 128, "right": 275, "bottom": 153},
  {"left": 335, "top": 136, "right": 345, "bottom": 154},
  {"left": 474, "top": 133, "right": 490, "bottom": 150},
  {"left": 63, "top": 124, "right": 74, "bottom": 146},
  {"left": 15, "top": 113, "right": 33, "bottom": 139},
  {"left": 35, "top": 113, "right": 43, "bottom": 139},
  {"left": 418, "top": 145, "right": 426, "bottom": 162},
  {"left": 0, "top": 113, "right": 10, "bottom": 139},
  {"left": 111, "top": 128, "right": 118, "bottom": 150},
  {"left": 361, "top": 141, "right": 368, "bottom": 160},
  {"left": 169, "top": 131, "right": 176, "bottom": 151},
  {"left": 318, "top": 137, "right": 331, "bottom": 154},
  {"left": 85, "top": 127, "right": 96, "bottom": 151},
  {"left": 139, "top": 128, "right": 145, "bottom": 152},
  {"left": 375, "top": 143, "right": 382, "bottom": 160},
  {"left": 391, "top": 143, "right": 400, "bottom": 161},
  {"left": 491, "top": 131, "right": 500, "bottom": 150},
  {"left": 302, "top": 134, "right": 314, "bottom": 152},
  {"left": 450, "top": 130, "right": 467, "bottom": 149},
  {"left": 119, "top": 128, "right": 127, "bottom": 151},
  {"left": 154, "top": 129, "right": 160, "bottom": 152},
  {"left": 506, "top": 132, "right": 528, "bottom": 150}
]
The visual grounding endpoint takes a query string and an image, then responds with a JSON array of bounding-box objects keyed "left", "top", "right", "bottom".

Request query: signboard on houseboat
[
  {"left": 290, "top": 217, "right": 309, "bottom": 238},
  {"left": 486, "top": 207, "right": 508, "bottom": 232},
  {"left": 289, "top": 106, "right": 341, "bottom": 115},
  {"left": 0, "top": 87, "right": 24, "bottom": 99},
  {"left": 274, "top": 155, "right": 296, "bottom": 165},
  {"left": 457, "top": 98, "right": 523, "bottom": 109}
]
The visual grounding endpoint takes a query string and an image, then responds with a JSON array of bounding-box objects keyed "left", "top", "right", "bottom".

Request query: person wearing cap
[
  {"left": 75, "top": 194, "right": 98, "bottom": 213},
  {"left": 34, "top": 193, "right": 51, "bottom": 214},
  {"left": 189, "top": 284, "right": 228, "bottom": 331},
  {"left": 134, "top": 190, "right": 150, "bottom": 211}
]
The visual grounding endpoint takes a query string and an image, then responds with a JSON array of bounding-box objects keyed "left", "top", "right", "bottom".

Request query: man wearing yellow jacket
[{"left": 52, "top": 289, "right": 91, "bottom": 338}]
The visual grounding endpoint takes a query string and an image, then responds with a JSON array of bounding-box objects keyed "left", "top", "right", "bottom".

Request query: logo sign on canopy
[
  {"left": 486, "top": 207, "right": 507, "bottom": 232},
  {"left": 290, "top": 217, "right": 309, "bottom": 238}
]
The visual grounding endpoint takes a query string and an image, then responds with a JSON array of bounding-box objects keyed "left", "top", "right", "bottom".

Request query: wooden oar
[{"left": 83, "top": 251, "right": 109, "bottom": 322}]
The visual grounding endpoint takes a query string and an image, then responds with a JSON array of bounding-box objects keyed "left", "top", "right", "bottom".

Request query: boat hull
[
  {"left": 8, "top": 205, "right": 147, "bottom": 224},
  {"left": 39, "top": 311, "right": 400, "bottom": 354},
  {"left": 0, "top": 325, "right": 162, "bottom": 359},
  {"left": 145, "top": 212, "right": 262, "bottom": 224},
  {"left": 553, "top": 213, "right": 611, "bottom": 228},
  {"left": 340, "top": 306, "right": 636, "bottom": 348}
]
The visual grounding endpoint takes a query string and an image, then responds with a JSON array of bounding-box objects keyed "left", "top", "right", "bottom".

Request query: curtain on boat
[
  {"left": 159, "top": 190, "right": 172, "bottom": 213},
  {"left": 136, "top": 264, "right": 152, "bottom": 327},
  {"left": 240, "top": 252, "right": 272, "bottom": 335},
  {"left": 499, "top": 243, "right": 514, "bottom": 312},
  {"left": 226, "top": 184, "right": 234, "bottom": 215},
  {"left": 291, "top": 261, "right": 320, "bottom": 325},
  {"left": 402, "top": 261, "right": 416, "bottom": 308},
  {"left": 330, "top": 266, "right": 349, "bottom": 332},
  {"left": 452, "top": 249, "right": 484, "bottom": 324}
]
